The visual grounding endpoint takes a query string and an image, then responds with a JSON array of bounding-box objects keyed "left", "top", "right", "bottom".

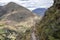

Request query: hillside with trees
[{"left": 36, "top": 0, "right": 60, "bottom": 40}]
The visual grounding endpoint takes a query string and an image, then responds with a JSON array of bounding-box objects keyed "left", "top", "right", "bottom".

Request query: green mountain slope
[{"left": 36, "top": 0, "right": 60, "bottom": 40}]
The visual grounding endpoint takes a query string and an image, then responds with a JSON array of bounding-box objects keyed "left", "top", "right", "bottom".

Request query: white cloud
[{"left": 0, "top": 0, "right": 54, "bottom": 11}]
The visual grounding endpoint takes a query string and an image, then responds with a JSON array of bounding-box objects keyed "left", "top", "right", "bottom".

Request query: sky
[{"left": 0, "top": 0, "right": 54, "bottom": 11}]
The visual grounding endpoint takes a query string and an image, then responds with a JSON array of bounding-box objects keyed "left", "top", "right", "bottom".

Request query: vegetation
[
  {"left": 0, "top": 0, "right": 60, "bottom": 40},
  {"left": 36, "top": 0, "right": 60, "bottom": 40},
  {"left": 0, "top": 23, "right": 31, "bottom": 40}
]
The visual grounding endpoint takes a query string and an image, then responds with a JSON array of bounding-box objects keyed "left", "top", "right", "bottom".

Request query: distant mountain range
[{"left": 32, "top": 8, "right": 47, "bottom": 16}]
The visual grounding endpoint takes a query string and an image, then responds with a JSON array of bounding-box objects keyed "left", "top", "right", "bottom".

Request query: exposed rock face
[
  {"left": 0, "top": 2, "right": 41, "bottom": 40},
  {"left": 36, "top": 0, "right": 60, "bottom": 40}
]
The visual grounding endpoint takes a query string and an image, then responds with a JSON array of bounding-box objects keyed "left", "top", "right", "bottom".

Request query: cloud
[{"left": 0, "top": 0, "right": 54, "bottom": 10}]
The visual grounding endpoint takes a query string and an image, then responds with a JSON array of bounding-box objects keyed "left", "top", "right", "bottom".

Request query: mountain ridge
[{"left": 32, "top": 8, "right": 47, "bottom": 16}]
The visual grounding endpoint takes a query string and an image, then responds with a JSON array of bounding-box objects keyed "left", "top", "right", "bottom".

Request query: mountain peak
[
  {"left": 5, "top": 2, "right": 20, "bottom": 7},
  {"left": 0, "top": 2, "right": 38, "bottom": 22},
  {"left": 4, "top": 2, "right": 29, "bottom": 12},
  {"left": 7, "top": 2, "right": 18, "bottom": 6}
]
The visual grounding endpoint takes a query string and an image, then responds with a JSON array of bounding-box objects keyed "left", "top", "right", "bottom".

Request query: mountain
[
  {"left": 32, "top": 8, "right": 47, "bottom": 16},
  {"left": 36, "top": 0, "right": 60, "bottom": 40},
  {"left": 0, "top": 2, "right": 29, "bottom": 17},
  {"left": 1, "top": 2, "right": 35, "bottom": 21},
  {"left": 0, "top": 2, "right": 41, "bottom": 40}
]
